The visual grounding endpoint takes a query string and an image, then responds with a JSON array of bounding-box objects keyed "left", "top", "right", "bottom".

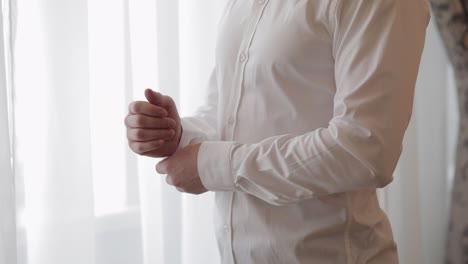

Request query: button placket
[
  {"left": 239, "top": 53, "right": 247, "bottom": 62},
  {"left": 223, "top": 1, "right": 270, "bottom": 263}
]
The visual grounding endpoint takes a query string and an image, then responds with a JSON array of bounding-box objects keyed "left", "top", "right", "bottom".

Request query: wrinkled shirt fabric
[{"left": 179, "top": 0, "right": 430, "bottom": 263}]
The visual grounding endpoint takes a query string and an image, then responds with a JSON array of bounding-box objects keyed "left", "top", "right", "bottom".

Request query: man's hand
[
  {"left": 125, "top": 89, "right": 182, "bottom": 158},
  {"left": 156, "top": 143, "right": 207, "bottom": 195}
]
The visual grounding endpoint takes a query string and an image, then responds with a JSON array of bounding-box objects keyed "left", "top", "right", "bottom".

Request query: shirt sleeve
[
  {"left": 178, "top": 67, "right": 219, "bottom": 149},
  {"left": 198, "top": 0, "right": 430, "bottom": 205}
]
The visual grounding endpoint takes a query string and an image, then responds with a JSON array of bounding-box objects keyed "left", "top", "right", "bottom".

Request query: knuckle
[
  {"left": 137, "top": 145, "right": 146, "bottom": 154},
  {"left": 166, "top": 175, "right": 181, "bottom": 188},
  {"left": 129, "top": 142, "right": 137, "bottom": 153},
  {"left": 164, "top": 130, "right": 174, "bottom": 138},
  {"left": 124, "top": 115, "right": 131, "bottom": 127},
  {"left": 135, "top": 129, "right": 145, "bottom": 139},
  {"left": 131, "top": 142, "right": 144, "bottom": 155},
  {"left": 135, "top": 116, "right": 145, "bottom": 126},
  {"left": 127, "top": 115, "right": 138, "bottom": 127},
  {"left": 130, "top": 101, "right": 143, "bottom": 113},
  {"left": 173, "top": 179, "right": 182, "bottom": 188},
  {"left": 165, "top": 118, "right": 175, "bottom": 128},
  {"left": 132, "top": 103, "right": 139, "bottom": 113}
]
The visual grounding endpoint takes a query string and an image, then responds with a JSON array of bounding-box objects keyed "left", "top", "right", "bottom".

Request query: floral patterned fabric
[{"left": 430, "top": 0, "right": 468, "bottom": 263}]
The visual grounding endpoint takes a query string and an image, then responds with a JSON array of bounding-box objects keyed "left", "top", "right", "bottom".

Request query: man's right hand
[{"left": 125, "top": 89, "right": 182, "bottom": 158}]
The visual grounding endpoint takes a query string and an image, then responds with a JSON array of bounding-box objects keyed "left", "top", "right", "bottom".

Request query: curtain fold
[
  {"left": 155, "top": 1, "right": 183, "bottom": 263},
  {"left": 11, "top": 0, "right": 225, "bottom": 263},
  {"left": 0, "top": 1, "right": 17, "bottom": 263},
  {"left": 14, "top": 0, "right": 96, "bottom": 263}
]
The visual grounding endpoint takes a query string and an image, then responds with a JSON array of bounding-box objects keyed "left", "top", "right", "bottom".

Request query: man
[{"left": 125, "top": 0, "right": 430, "bottom": 263}]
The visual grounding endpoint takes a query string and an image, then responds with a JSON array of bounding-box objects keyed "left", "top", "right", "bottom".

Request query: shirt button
[
  {"left": 228, "top": 116, "right": 235, "bottom": 125},
  {"left": 258, "top": 0, "right": 265, "bottom": 4},
  {"left": 240, "top": 53, "right": 247, "bottom": 62},
  {"left": 224, "top": 225, "right": 230, "bottom": 233}
]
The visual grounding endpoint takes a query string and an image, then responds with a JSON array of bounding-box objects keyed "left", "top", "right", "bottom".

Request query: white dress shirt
[{"left": 179, "top": 0, "right": 430, "bottom": 263}]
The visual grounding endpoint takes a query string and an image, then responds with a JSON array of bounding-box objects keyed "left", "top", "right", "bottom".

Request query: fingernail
[
  {"left": 156, "top": 162, "right": 165, "bottom": 174},
  {"left": 156, "top": 158, "right": 169, "bottom": 174}
]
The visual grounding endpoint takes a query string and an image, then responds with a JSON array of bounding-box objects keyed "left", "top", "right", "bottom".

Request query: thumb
[
  {"left": 145, "top": 88, "right": 164, "bottom": 106},
  {"left": 145, "top": 89, "right": 178, "bottom": 115},
  {"left": 156, "top": 158, "right": 169, "bottom": 174}
]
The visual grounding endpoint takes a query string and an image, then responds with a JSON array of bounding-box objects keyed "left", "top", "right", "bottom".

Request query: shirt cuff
[
  {"left": 197, "top": 141, "right": 236, "bottom": 191},
  {"left": 177, "top": 119, "right": 203, "bottom": 150}
]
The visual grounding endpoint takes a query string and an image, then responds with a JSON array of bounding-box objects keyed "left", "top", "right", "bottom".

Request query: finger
[
  {"left": 165, "top": 175, "right": 173, "bottom": 185},
  {"left": 156, "top": 158, "right": 169, "bottom": 174},
  {"left": 145, "top": 89, "right": 164, "bottom": 106},
  {"left": 129, "top": 139, "right": 165, "bottom": 155},
  {"left": 129, "top": 101, "right": 168, "bottom": 117},
  {"left": 166, "top": 175, "right": 182, "bottom": 188},
  {"left": 125, "top": 115, "right": 176, "bottom": 129},
  {"left": 145, "top": 89, "right": 177, "bottom": 113},
  {"left": 127, "top": 128, "right": 175, "bottom": 142}
]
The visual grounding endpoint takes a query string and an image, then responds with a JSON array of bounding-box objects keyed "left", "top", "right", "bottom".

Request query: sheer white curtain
[
  {"left": 1, "top": 0, "right": 16, "bottom": 263},
  {"left": 0, "top": 1, "right": 455, "bottom": 263},
  {"left": 9, "top": 0, "right": 225, "bottom": 263}
]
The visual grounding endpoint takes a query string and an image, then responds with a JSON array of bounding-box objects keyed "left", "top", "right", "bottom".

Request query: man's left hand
[{"left": 156, "top": 143, "right": 208, "bottom": 195}]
